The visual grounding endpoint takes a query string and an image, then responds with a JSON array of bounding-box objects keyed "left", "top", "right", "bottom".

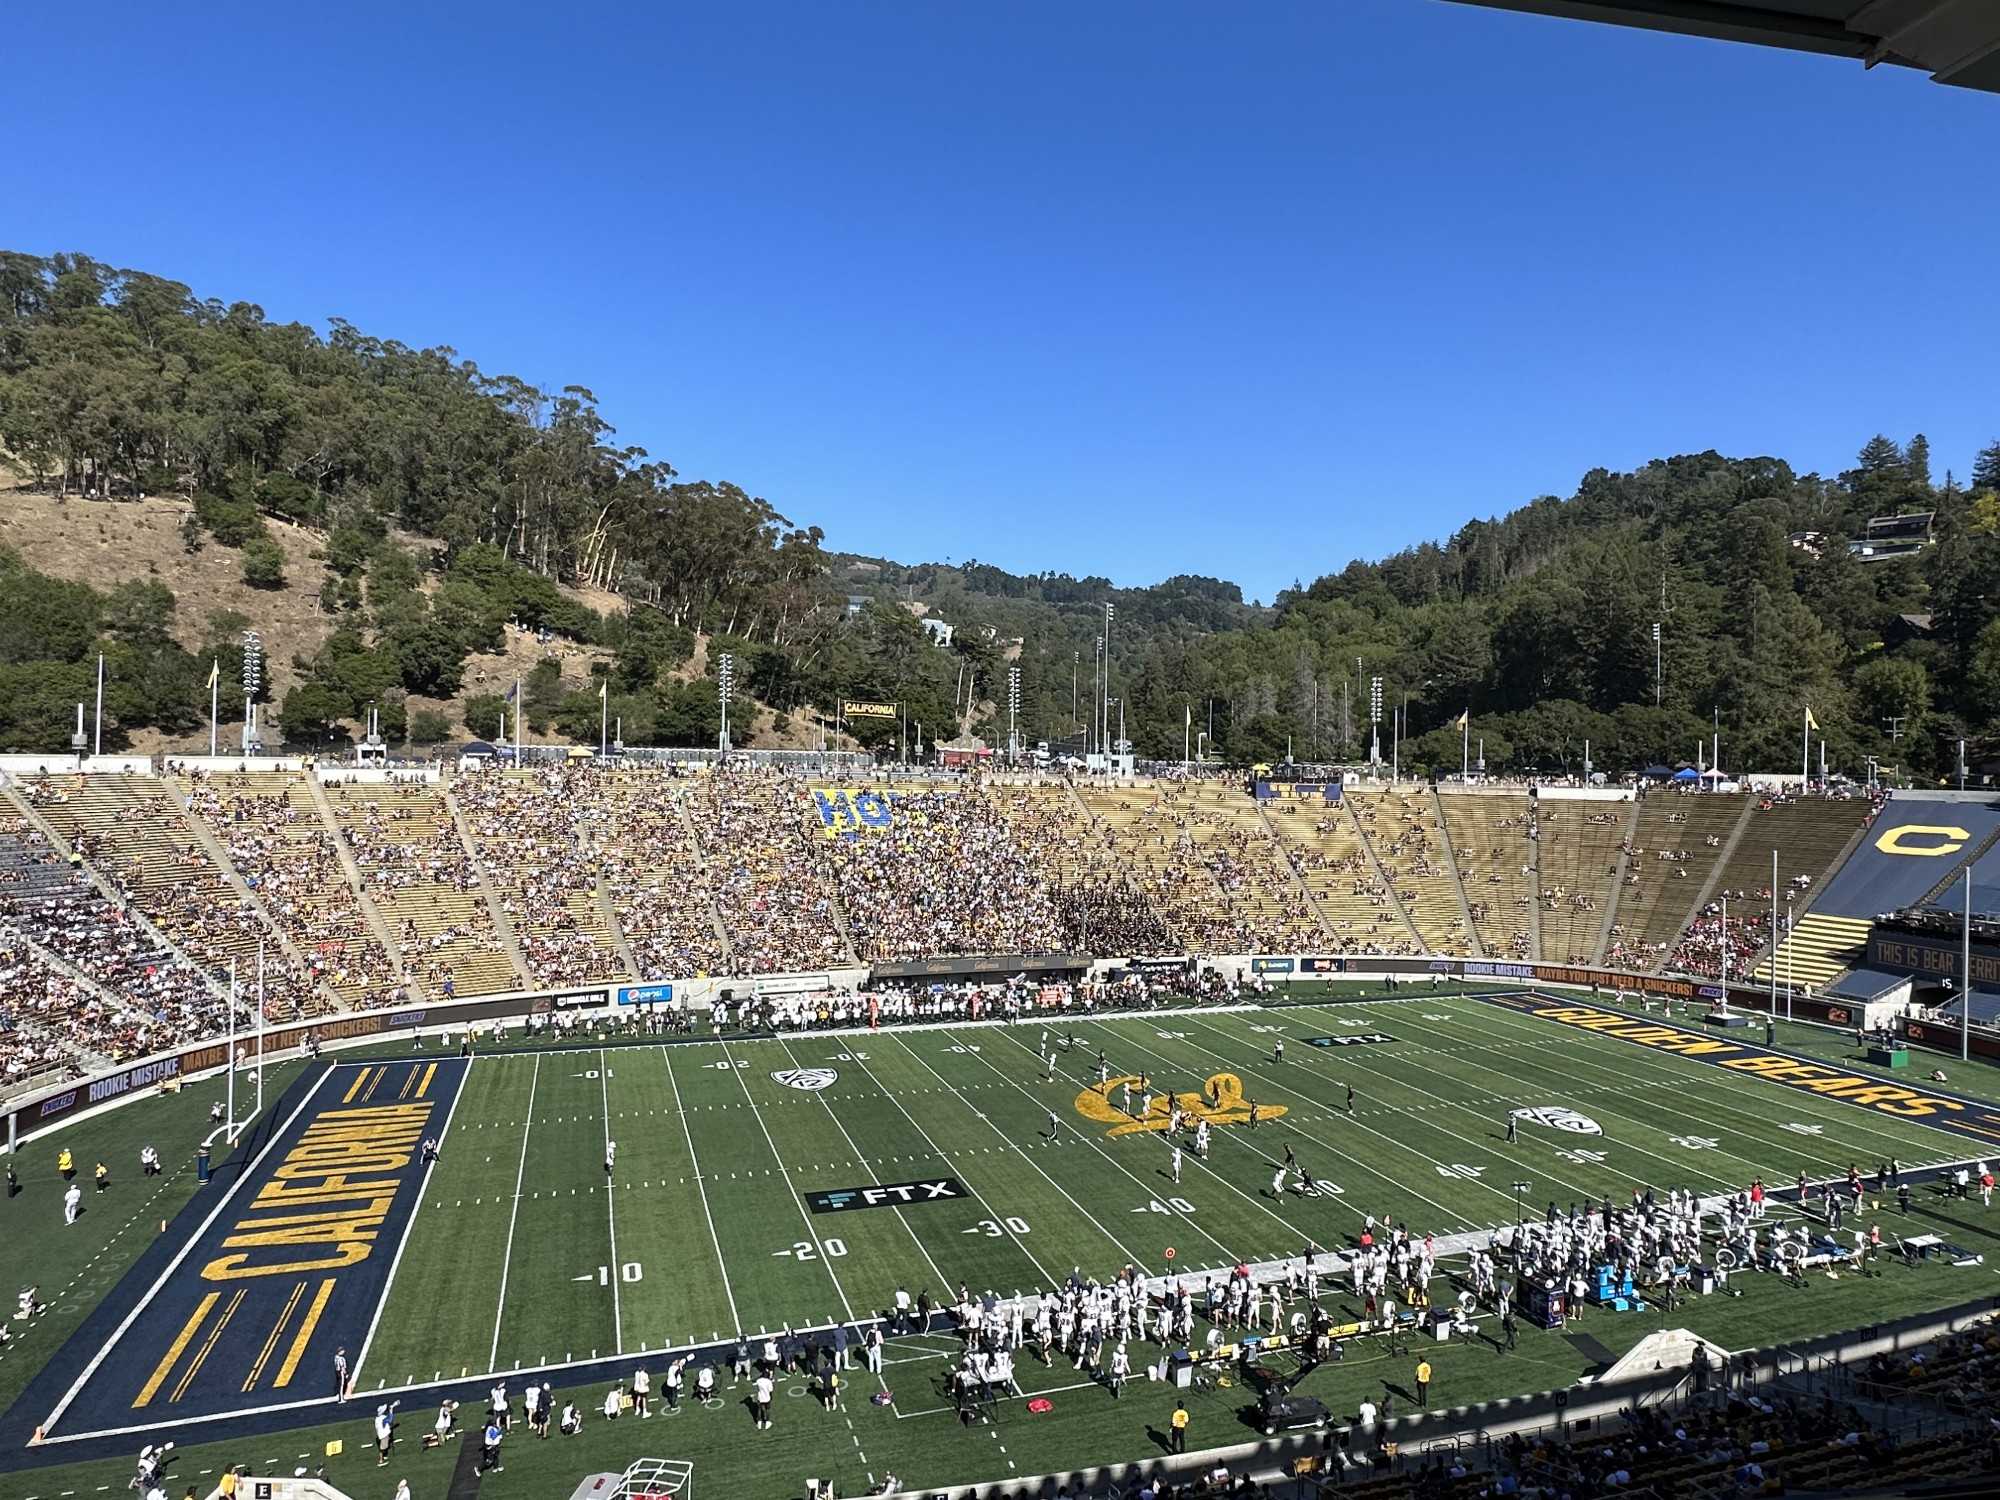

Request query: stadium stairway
[
  {"left": 1435, "top": 791, "right": 1536, "bottom": 960},
  {"left": 1340, "top": 793, "right": 1430, "bottom": 951},
  {"left": 593, "top": 870, "right": 645, "bottom": 976},
  {"left": 1653, "top": 794, "right": 1756, "bottom": 971},
  {"left": 1588, "top": 799, "right": 1642, "bottom": 965},
  {"left": 1425, "top": 785, "right": 1486, "bottom": 958},
  {"left": 304, "top": 774, "right": 420, "bottom": 992},
  {"left": 1, "top": 785, "right": 233, "bottom": 1011},
  {"left": 161, "top": 775, "right": 345, "bottom": 1011},
  {"left": 442, "top": 782, "right": 537, "bottom": 983},
  {"left": 672, "top": 782, "right": 738, "bottom": 967}
]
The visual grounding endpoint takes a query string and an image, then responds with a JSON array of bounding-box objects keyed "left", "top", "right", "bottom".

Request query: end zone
[{"left": 30, "top": 1057, "right": 465, "bottom": 1446}]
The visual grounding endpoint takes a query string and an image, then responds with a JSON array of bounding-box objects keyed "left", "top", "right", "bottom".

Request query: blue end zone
[
  {"left": 1814, "top": 797, "right": 2000, "bottom": 919},
  {"left": 24, "top": 1057, "right": 464, "bottom": 1446}
]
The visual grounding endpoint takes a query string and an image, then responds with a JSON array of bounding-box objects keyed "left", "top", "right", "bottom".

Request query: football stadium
[{"left": 7, "top": 5, "right": 2000, "bottom": 1500}]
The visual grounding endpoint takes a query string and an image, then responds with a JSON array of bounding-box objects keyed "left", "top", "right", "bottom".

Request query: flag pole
[
  {"left": 1801, "top": 709, "right": 1810, "bottom": 788},
  {"left": 208, "top": 661, "right": 218, "bottom": 758},
  {"left": 1461, "top": 713, "right": 1469, "bottom": 781}
]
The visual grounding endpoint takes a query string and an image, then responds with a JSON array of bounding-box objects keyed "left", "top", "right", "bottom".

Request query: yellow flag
[
  {"left": 324, "top": 1439, "right": 343, "bottom": 1457},
  {"left": 206, "top": 658, "right": 219, "bottom": 690},
  {"left": 1805, "top": 707, "right": 1820, "bottom": 732},
  {"left": 1453, "top": 710, "right": 1469, "bottom": 731}
]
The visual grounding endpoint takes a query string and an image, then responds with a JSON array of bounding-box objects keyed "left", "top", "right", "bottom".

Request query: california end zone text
[
  {"left": 200, "top": 1097, "right": 436, "bottom": 1281},
  {"left": 40, "top": 1059, "right": 461, "bottom": 1436}
]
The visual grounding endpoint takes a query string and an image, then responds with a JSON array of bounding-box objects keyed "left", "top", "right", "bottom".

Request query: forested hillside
[{"left": 2, "top": 249, "right": 1996, "bottom": 778}]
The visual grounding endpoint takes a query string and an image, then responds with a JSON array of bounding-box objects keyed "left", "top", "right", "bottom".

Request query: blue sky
[{"left": 8, "top": 1, "right": 1996, "bottom": 602}]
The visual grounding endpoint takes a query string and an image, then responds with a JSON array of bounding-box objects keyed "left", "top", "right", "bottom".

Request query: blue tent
[{"left": 1671, "top": 767, "right": 1700, "bottom": 782}]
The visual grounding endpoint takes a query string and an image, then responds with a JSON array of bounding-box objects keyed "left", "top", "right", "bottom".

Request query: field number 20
[{"left": 779, "top": 1239, "right": 848, "bottom": 1261}]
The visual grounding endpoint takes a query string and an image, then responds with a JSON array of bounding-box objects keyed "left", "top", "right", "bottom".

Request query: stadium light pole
[
  {"left": 93, "top": 653, "right": 104, "bottom": 759},
  {"left": 1102, "top": 601, "right": 1114, "bottom": 760},
  {"left": 241, "top": 630, "right": 263, "bottom": 756},
  {"left": 717, "top": 653, "right": 734, "bottom": 753},
  {"left": 1652, "top": 622, "right": 1662, "bottom": 708},
  {"left": 1964, "top": 867, "right": 1973, "bottom": 1063},
  {"left": 1007, "top": 666, "right": 1021, "bottom": 763}
]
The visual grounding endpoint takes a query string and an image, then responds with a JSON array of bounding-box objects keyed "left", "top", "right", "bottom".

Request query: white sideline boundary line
[
  {"left": 36, "top": 1064, "right": 338, "bottom": 1439},
  {"left": 355, "top": 1057, "right": 473, "bottom": 1385},
  {"left": 662, "top": 1045, "right": 740, "bottom": 1334},
  {"left": 487, "top": 1052, "right": 540, "bottom": 1370},
  {"left": 600, "top": 1047, "right": 624, "bottom": 1353}
]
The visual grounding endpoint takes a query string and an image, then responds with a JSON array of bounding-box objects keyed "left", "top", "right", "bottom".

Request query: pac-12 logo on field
[
  {"left": 1511, "top": 1106, "right": 1602, "bottom": 1136},
  {"left": 772, "top": 1068, "right": 837, "bottom": 1091}
]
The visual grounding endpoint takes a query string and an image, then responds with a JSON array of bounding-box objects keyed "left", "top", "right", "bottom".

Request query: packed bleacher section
[
  {"left": 0, "top": 933, "right": 93, "bottom": 1088},
  {"left": 1348, "top": 790, "right": 1473, "bottom": 956},
  {"left": 689, "top": 766, "right": 859, "bottom": 973},
  {"left": 588, "top": 769, "right": 730, "bottom": 979},
  {"left": 0, "top": 816, "right": 210, "bottom": 1058},
  {"left": 24, "top": 775, "right": 323, "bottom": 1019},
  {"left": 1535, "top": 798, "right": 1628, "bottom": 964},
  {"left": 453, "top": 765, "right": 627, "bottom": 986},
  {"left": 175, "top": 770, "right": 404, "bottom": 1007},
  {"left": 1667, "top": 903, "right": 1773, "bottom": 980},
  {"left": 818, "top": 780, "right": 1071, "bottom": 960},
  {"left": 0, "top": 767, "right": 1897, "bottom": 1074},
  {"left": 1436, "top": 794, "right": 1535, "bottom": 960},
  {"left": 989, "top": 783, "right": 1177, "bottom": 954},
  {"left": 323, "top": 776, "right": 522, "bottom": 999}
]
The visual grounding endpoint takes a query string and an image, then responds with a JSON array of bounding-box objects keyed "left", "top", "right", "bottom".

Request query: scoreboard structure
[{"left": 1866, "top": 907, "right": 2000, "bottom": 996}]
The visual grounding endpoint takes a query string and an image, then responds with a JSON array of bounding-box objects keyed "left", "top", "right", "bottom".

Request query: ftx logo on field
[{"left": 805, "top": 1177, "right": 969, "bottom": 1214}]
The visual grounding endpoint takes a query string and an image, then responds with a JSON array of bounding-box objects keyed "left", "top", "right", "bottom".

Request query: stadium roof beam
[{"left": 1443, "top": 1, "right": 2000, "bottom": 94}]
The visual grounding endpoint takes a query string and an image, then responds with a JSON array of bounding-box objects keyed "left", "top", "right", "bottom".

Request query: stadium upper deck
[{"left": 0, "top": 766, "right": 1900, "bottom": 1077}]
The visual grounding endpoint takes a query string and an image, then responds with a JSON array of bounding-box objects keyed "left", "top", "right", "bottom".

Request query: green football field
[{"left": 11, "top": 989, "right": 2000, "bottom": 1500}]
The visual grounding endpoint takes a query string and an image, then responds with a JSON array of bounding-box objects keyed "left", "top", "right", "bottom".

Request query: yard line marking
[
  {"left": 841, "top": 1048, "right": 1060, "bottom": 1286},
  {"left": 715, "top": 1039, "right": 864, "bottom": 1350},
  {"left": 600, "top": 1048, "right": 624, "bottom": 1354},
  {"left": 489, "top": 1053, "right": 541, "bottom": 1371},
  {"left": 924, "top": 1032, "right": 1240, "bottom": 1264},
  {"left": 777, "top": 1037, "right": 953, "bottom": 1293},
  {"left": 341, "top": 1067, "right": 371, "bottom": 1104},
  {"left": 133, "top": 1294, "right": 218, "bottom": 1409},
  {"left": 171, "top": 1288, "right": 246, "bottom": 1404},
  {"left": 272, "top": 1278, "right": 336, "bottom": 1389},
  {"left": 661, "top": 1046, "right": 739, "bottom": 1333},
  {"left": 1004, "top": 1023, "right": 1321, "bottom": 1247},
  {"left": 892, "top": 1034, "right": 1157, "bottom": 1266},
  {"left": 242, "top": 1280, "right": 308, "bottom": 1393},
  {"left": 1382, "top": 1005, "right": 1790, "bottom": 1188},
  {"left": 39, "top": 1063, "right": 337, "bottom": 1437},
  {"left": 1139, "top": 1015, "right": 1485, "bottom": 1226},
  {"left": 355, "top": 1056, "right": 470, "bottom": 1386},
  {"left": 415, "top": 1061, "right": 438, "bottom": 1099}
]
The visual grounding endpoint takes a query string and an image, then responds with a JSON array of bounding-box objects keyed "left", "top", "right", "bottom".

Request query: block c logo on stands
[
  {"left": 1874, "top": 824, "right": 1969, "bottom": 857},
  {"left": 1510, "top": 1106, "right": 1603, "bottom": 1136},
  {"left": 771, "top": 1068, "right": 838, "bottom": 1091}
]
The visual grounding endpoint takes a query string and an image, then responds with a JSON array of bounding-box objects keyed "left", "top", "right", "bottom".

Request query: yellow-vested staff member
[
  {"left": 1416, "top": 1358, "right": 1432, "bottom": 1407},
  {"left": 1169, "top": 1400, "right": 1189, "bottom": 1453}
]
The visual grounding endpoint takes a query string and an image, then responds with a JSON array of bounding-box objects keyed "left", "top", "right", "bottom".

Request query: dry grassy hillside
[{"left": 0, "top": 483, "right": 827, "bottom": 753}]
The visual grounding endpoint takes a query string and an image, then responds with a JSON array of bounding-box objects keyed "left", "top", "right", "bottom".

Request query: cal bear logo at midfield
[
  {"left": 772, "top": 1068, "right": 838, "bottom": 1091},
  {"left": 1075, "top": 1074, "right": 1286, "bottom": 1137},
  {"left": 1510, "top": 1105, "right": 1602, "bottom": 1136}
]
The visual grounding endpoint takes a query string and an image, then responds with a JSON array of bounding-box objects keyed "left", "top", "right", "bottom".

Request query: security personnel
[
  {"left": 1169, "top": 1400, "right": 1189, "bottom": 1453},
  {"left": 1416, "top": 1358, "right": 1432, "bottom": 1407}
]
